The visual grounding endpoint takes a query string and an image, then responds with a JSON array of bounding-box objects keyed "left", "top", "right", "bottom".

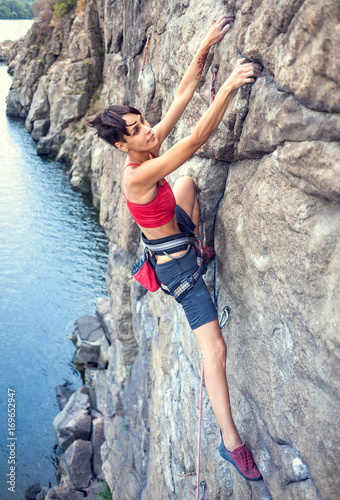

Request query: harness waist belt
[{"left": 142, "top": 231, "right": 194, "bottom": 256}]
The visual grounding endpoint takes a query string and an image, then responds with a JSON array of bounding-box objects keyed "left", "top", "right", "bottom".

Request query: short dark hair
[{"left": 86, "top": 105, "right": 141, "bottom": 148}]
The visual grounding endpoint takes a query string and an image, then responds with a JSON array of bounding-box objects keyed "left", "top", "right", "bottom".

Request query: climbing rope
[
  {"left": 196, "top": 305, "right": 231, "bottom": 499},
  {"left": 210, "top": 64, "right": 219, "bottom": 106},
  {"left": 196, "top": 362, "right": 204, "bottom": 499}
]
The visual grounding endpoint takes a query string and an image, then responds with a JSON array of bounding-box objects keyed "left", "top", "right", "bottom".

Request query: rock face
[
  {"left": 6, "top": 0, "right": 103, "bottom": 162},
  {"left": 7, "top": 1, "right": 340, "bottom": 499},
  {"left": 50, "top": 374, "right": 107, "bottom": 499}
]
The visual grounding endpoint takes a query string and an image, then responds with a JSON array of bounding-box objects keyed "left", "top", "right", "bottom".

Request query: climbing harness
[
  {"left": 139, "top": 231, "right": 204, "bottom": 302},
  {"left": 131, "top": 229, "right": 203, "bottom": 299},
  {"left": 210, "top": 64, "right": 219, "bottom": 106},
  {"left": 138, "top": 33, "right": 151, "bottom": 81},
  {"left": 196, "top": 305, "right": 231, "bottom": 500},
  {"left": 142, "top": 231, "right": 193, "bottom": 257}
]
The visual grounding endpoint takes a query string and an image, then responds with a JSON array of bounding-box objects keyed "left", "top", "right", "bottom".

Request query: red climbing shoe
[
  {"left": 202, "top": 246, "right": 216, "bottom": 275},
  {"left": 219, "top": 436, "right": 262, "bottom": 481}
]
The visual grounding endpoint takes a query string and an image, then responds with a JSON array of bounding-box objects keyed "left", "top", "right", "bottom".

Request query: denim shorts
[{"left": 155, "top": 205, "right": 218, "bottom": 330}]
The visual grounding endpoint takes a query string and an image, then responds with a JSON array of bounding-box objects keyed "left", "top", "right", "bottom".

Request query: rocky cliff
[{"left": 7, "top": 1, "right": 340, "bottom": 499}]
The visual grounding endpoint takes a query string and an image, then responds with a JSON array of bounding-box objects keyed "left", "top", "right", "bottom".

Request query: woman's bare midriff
[{"left": 139, "top": 215, "right": 188, "bottom": 264}]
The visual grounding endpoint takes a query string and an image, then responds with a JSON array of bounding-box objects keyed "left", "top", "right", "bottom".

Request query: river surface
[
  {"left": 0, "top": 21, "right": 109, "bottom": 499},
  {"left": 0, "top": 20, "right": 34, "bottom": 43}
]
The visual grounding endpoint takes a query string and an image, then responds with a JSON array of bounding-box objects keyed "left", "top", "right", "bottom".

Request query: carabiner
[
  {"left": 219, "top": 305, "right": 231, "bottom": 329},
  {"left": 199, "top": 480, "right": 207, "bottom": 499}
]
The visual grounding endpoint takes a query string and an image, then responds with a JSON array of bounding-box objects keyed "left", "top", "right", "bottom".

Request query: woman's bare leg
[
  {"left": 193, "top": 319, "right": 242, "bottom": 451},
  {"left": 173, "top": 177, "right": 240, "bottom": 448},
  {"left": 173, "top": 176, "right": 200, "bottom": 235}
]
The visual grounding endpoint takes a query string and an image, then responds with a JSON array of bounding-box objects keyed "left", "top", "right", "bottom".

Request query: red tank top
[{"left": 123, "top": 155, "right": 176, "bottom": 228}]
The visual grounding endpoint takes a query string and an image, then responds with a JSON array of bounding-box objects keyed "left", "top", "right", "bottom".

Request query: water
[
  {"left": 0, "top": 26, "right": 109, "bottom": 499},
  {"left": 0, "top": 20, "right": 34, "bottom": 43}
]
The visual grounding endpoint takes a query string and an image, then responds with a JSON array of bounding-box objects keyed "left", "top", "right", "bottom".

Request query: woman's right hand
[
  {"left": 201, "top": 14, "right": 234, "bottom": 49},
  {"left": 225, "top": 58, "right": 262, "bottom": 91}
]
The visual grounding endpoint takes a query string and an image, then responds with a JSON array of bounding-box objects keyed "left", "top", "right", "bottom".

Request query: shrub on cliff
[
  {"left": 32, "top": 0, "right": 75, "bottom": 23},
  {"left": 53, "top": 0, "right": 76, "bottom": 18},
  {"left": 32, "top": 0, "right": 55, "bottom": 36}
]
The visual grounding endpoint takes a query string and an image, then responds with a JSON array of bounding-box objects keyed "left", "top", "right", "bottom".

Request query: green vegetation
[
  {"left": 53, "top": 0, "right": 76, "bottom": 18},
  {"left": 0, "top": 0, "right": 34, "bottom": 19},
  {"left": 98, "top": 482, "right": 112, "bottom": 500},
  {"left": 0, "top": 0, "right": 79, "bottom": 22},
  {"left": 123, "top": 364, "right": 132, "bottom": 378}
]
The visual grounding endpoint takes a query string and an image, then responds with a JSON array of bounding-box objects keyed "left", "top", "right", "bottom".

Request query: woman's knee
[
  {"left": 217, "top": 339, "right": 227, "bottom": 364},
  {"left": 173, "top": 176, "right": 198, "bottom": 219},
  {"left": 173, "top": 176, "right": 196, "bottom": 194},
  {"left": 205, "top": 337, "right": 227, "bottom": 366}
]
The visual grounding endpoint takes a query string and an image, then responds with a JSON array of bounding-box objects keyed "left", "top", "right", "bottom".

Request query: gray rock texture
[
  {"left": 58, "top": 439, "right": 92, "bottom": 489},
  {"left": 25, "top": 482, "right": 41, "bottom": 499},
  {"left": 70, "top": 314, "right": 110, "bottom": 370},
  {"left": 45, "top": 486, "right": 85, "bottom": 500},
  {"left": 90, "top": 409, "right": 105, "bottom": 477},
  {"left": 52, "top": 386, "right": 91, "bottom": 450},
  {"left": 6, "top": 0, "right": 103, "bottom": 159},
  {"left": 6, "top": 0, "right": 340, "bottom": 499}
]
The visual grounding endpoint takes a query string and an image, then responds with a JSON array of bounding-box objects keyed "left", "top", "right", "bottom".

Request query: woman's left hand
[{"left": 202, "top": 14, "right": 234, "bottom": 48}]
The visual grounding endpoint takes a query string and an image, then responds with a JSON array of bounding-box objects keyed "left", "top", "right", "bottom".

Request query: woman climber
[{"left": 87, "top": 14, "right": 262, "bottom": 482}]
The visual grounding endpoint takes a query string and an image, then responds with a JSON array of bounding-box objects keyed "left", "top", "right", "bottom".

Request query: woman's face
[{"left": 121, "top": 113, "right": 158, "bottom": 152}]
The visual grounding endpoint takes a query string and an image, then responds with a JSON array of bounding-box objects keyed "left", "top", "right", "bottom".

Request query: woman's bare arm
[
  {"left": 128, "top": 59, "right": 262, "bottom": 192},
  {"left": 152, "top": 14, "right": 234, "bottom": 148}
]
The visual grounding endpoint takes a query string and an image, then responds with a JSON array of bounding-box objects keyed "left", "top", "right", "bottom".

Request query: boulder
[
  {"left": 37, "top": 134, "right": 61, "bottom": 156},
  {"left": 25, "top": 482, "right": 41, "bottom": 499},
  {"left": 37, "top": 487, "right": 49, "bottom": 500},
  {"left": 25, "top": 75, "right": 50, "bottom": 132},
  {"left": 90, "top": 409, "right": 105, "bottom": 477},
  {"left": 70, "top": 314, "right": 110, "bottom": 370},
  {"left": 45, "top": 486, "right": 84, "bottom": 500},
  {"left": 52, "top": 386, "right": 91, "bottom": 450},
  {"left": 58, "top": 439, "right": 92, "bottom": 489},
  {"left": 31, "top": 119, "right": 50, "bottom": 141},
  {"left": 55, "top": 384, "right": 75, "bottom": 411},
  {"left": 84, "top": 369, "right": 108, "bottom": 415}
]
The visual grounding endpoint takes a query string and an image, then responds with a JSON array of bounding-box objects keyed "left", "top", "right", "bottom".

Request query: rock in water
[
  {"left": 25, "top": 482, "right": 41, "bottom": 499},
  {"left": 52, "top": 386, "right": 91, "bottom": 450}
]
